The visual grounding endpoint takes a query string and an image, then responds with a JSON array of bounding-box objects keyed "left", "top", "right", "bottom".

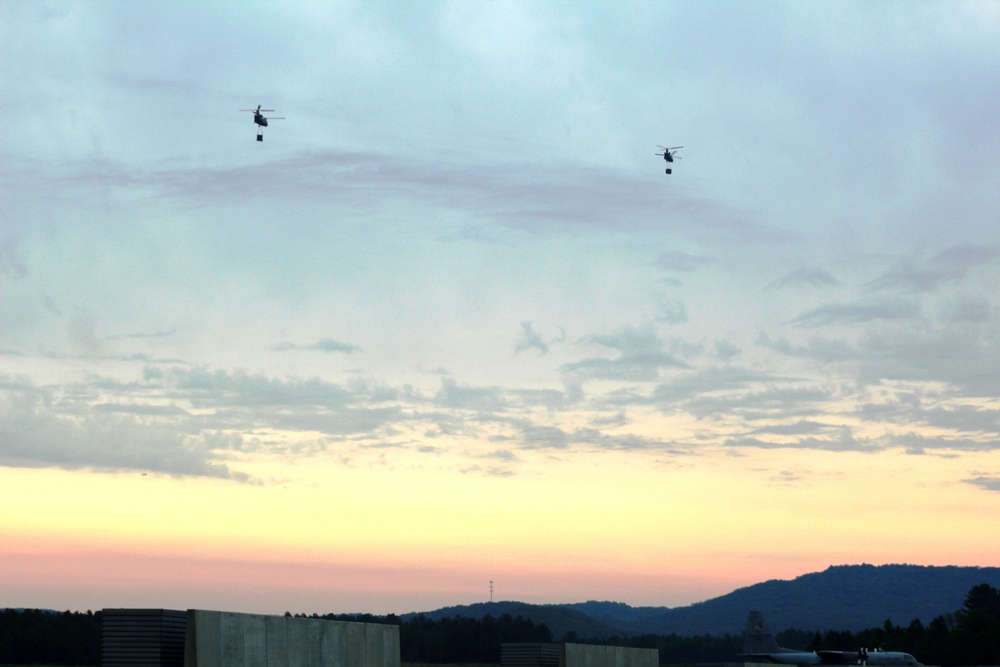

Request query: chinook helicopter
[
  {"left": 655, "top": 145, "right": 683, "bottom": 174},
  {"left": 240, "top": 105, "right": 285, "bottom": 141}
]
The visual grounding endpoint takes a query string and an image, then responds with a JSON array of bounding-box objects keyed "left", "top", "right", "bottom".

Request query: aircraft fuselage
[
  {"left": 751, "top": 651, "right": 824, "bottom": 665},
  {"left": 742, "top": 611, "right": 921, "bottom": 667},
  {"left": 752, "top": 651, "right": 920, "bottom": 666}
]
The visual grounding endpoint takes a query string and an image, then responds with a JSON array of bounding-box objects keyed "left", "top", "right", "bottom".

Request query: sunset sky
[{"left": 2, "top": 1, "right": 1000, "bottom": 617}]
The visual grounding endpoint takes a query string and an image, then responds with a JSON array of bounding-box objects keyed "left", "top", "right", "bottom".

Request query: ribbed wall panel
[
  {"left": 102, "top": 609, "right": 187, "bottom": 667},
  {"left": 502, "top": 642, "right": 562, "bottom": 667}
]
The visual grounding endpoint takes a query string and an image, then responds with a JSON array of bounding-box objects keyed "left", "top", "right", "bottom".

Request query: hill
[
  {"left": 406, "top": 564, "right": 1000, "bottom": 639},
  {"left": 401, "top": 600, "right": 623, "bottom": 640}
]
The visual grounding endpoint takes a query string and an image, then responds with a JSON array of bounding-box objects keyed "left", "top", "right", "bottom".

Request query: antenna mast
[{"left": 490, "top": 580, "right": 494, "bottom": 603}]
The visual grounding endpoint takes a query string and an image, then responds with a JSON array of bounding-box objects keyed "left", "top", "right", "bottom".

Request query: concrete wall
[
  {"left": 562, "top": 642, "right": 659, "bottom": 667},
  {"left": 184, "top": 610, "right": 400, "bottom": 667}
]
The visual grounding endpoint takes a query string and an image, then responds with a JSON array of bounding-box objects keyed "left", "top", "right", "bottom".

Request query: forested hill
[
  {"left": 401, "top": 601, "right": 623, "bottom": 641},
  {"left": 410, "top": 564, "right": 1000, "bottom": 637}
]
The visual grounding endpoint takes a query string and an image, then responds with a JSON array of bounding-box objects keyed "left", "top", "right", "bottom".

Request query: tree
[{"left": 951, "top": 583, "right": 1000, "bottom": 665}]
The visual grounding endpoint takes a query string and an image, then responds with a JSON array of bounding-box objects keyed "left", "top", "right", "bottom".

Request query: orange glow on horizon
[{"left": 4, "top": 442, "right": 1000, "bottom": 614}]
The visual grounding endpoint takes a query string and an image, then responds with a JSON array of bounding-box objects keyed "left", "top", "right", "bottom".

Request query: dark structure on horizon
[{"left": 102, "top": 609, "right": 186, "bottom": 667}]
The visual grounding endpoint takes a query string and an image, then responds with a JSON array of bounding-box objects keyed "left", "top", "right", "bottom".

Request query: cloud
[
  {"left": 655, "top": 297, "right": 688, "bottom": 325},
  {"left": 67, "top": 311, "right": 103, "bottom": 356},
  {"left": 770, "top": 469, "right": 804, "bottom": 484},
  {"left": 561, "top": 325, "right": 689, "bottom": 382},
  {"left": 767, "top": 267, "right": 839, "bottom": 289},
  {"left": 106, "top": 328, "right": 178, "bottom": 340},
  {"left": 509, "top": 424, "right": 571, "bottom": 450},
  {"left": 758, "top": 313, "right": 1000, "bottom": 397},
  {"left": 652, "top": 251, "right": 710, "bottom": 274},
  {"left": 484, "top": 448, "right": 519, "bottom": 462},
  {"left": 515, "top": 322, "right": 548, "bottom": 355},
  {"left": 963, "top": 474, "right": 1000, "bottom": 493},
  {"left": 92, "top": 402, "right": 189, "bottom": 417},
  {"left": 459, "top": 464, "right": 516, "bottom": 478},
  {"left": 495, "top": 420, "right": 691, "bottom": 455},
  {"left": 0, "top": 368, "right": 430, "bottom": 479},
  {"left": 725, "top": 427, "right": 878, "bottom": 453},
  {"left": 124, "top": 148, "right": 762, "bottom": 246},
  {"left": 939, "top": 295, "right": 992, "bottom": 324},
  {"left": 161, "top": 367, "right": 409, "bottom": 438},
  {"left": 855, "top": 327, "right": 1000, "bottom": 395},
  {"left": 866, "top": 243, "right": 999, "bottom": 294},
  {"left": 891, "top": 431, "right": 1000, "bottom": 454},
  {"left": 510, "top": 387, "right": 578, "bottom": 412},
  {"left": 648, "top": 366, "right": 816, "bottom": 415},
  {"left": 756, "top": 331, "right": 857, "bottom": 363},
  {"left": 786, "top": 300, "right": 920, "bottom": 327},
  {"left": 713, "top": 339, "right": 741, "bottom": 361},
  {"left": 274, "top": 337, "right": 363, "bottom": 354},
  {"left": 858, "top": 395, "right": 1000, "bottom": 439},
  {"left": 589, "top": 411, "right": 627, "bottom": 428},
  {"left": 749, "top": 420, "right": 837, "bottom": 437},
  {"left": 695, "top": 386, "right": 835, "bottom": 423},
  {"left": 514, "top": 321, "right": 564, "bottom": 355},
  {"left": 0, "top": 387, "right": 249, "bottom": 481},
  {"left": 168, "top": 367, "right": 357, "bottom": 409},
  {"left": 0, "top": 236, "right": 27, "bottom": 278},
  {"left": 433, "top": 377, "right": 507, "bottom": 412}
]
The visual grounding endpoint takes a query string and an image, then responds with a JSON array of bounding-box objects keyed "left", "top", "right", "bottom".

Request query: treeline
[
  {"left": 570, "top": 584, "right": 999, "bottom": 666},
  {"left": 0, "top": 608, "right": 101, "bottom": 665},
  {"left": 801, "top": 583, "right": 999, "bottom": 667},
  {"left": 561, "top": 630, "right": 744, "bottom": 665},
  {"left": 306, "top": 612, "right": 553, "bottom": 663},
  {"left": 2, "top": 584, "right": 998, "bottom": 666}
]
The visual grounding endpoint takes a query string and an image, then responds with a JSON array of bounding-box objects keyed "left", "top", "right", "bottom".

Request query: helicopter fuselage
[{"left": 254, "top": 114, "right": 268, "bottom": 127}]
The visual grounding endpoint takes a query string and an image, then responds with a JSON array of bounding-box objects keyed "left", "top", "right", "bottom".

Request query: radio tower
[{"left": 490, "top": 580, "right": 494, "bottom": 603}]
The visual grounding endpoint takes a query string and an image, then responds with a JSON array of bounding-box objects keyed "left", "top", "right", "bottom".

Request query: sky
[{"left": 2, "top": 0, "right": 1000, "bottom": 618}]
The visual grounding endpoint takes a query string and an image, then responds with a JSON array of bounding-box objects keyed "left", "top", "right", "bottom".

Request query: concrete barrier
[
  {"left": 503, "top": 642, "right": 659, "bottom": 667},
  {"left": 562, "top": 642, "right": 659, "bottom": 667},
  {"left": 184, "top": 610, "right": 400, "bottom": 667}
]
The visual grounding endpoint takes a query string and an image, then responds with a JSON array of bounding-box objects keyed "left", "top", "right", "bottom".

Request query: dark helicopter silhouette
[
  {"left": 240, "top": 105, "right": 285, "bottom": 141},
  {"left": 655, "top": 145, "right": 683, "bottom": 174}
]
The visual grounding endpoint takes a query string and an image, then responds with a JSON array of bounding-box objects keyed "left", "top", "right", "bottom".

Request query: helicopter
[
  {"left": 239, "top": 105, "right": 285, "bottom": 141},
  {"left": 655, "top": 145, "right": 683, "bottom": 174}
]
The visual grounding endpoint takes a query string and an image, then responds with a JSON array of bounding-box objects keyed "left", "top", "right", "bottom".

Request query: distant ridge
[
  {"left": 404, "top": 564, "right": 1000, "bottom": 639},
  {"left": 400, "top": 600, "right": 623, "bottom": 640}
]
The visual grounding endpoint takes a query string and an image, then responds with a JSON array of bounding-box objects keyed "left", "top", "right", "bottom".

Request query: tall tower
[{"left": 490, "top": 580, "right": 494, "bottom": 603}]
